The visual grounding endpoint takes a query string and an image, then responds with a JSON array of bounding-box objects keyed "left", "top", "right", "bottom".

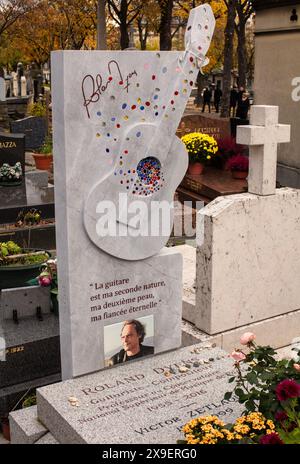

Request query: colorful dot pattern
[{"left": 93, "top": 51, "right": 198, "bottom": 194}]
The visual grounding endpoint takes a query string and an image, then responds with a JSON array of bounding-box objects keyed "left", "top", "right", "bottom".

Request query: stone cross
[{"left": 236, "top": 105, "right": 290, "bottom": 196}]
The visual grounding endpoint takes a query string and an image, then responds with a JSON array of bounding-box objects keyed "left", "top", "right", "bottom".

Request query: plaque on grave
[
  {"left": 177, "top": 114, "right": 231, "bottom": 141},
  {"left": 0, "top": 132, "right": 25, "bottom": 176},
  {"left": 36, "top": 344, "right": 244, "bottom": 444}
]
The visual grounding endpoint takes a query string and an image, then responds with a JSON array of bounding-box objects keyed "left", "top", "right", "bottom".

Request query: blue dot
[
  {"left": 154, "top": 95, "right": 158, "bottom": 100},
  {"left": 97, "top": 111, "right": 102, "bottom": 116},
  {"left": 107, "top": 133, "right": 110, "bottom": 137},
  {"left": 120, "top": 170, "right": 123, "bottom": 174},
  {"left": 136, "top": 132, "right": 141, "bottom": 137},
  {"left": 114, "top": 172, "right": 117, "bottom": 176},
  {"left": 155, "top": 112, "right": 159, "bottom": 116},
  {"left": 111, "top": 117, "right": 116, "bottom": 121},
  {"left": 140, "top": 106, "right": 145, "bottom": 111},
  {"left": 122, "top": 103, "right": 127, "bottom": 109}
]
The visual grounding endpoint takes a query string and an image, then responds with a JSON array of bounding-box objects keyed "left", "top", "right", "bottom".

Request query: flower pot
[
  {"left": 188, "top": 162, "right": 205, "bottom": 176},
  {"left": 32, "top": 153, "right": 53, "bottom": 171},
  {"left": 0, "top": 249, "right": 51, "bottom": 290},
  {"left": 232, "top": 170, "right": 248, "bottom": 180}
]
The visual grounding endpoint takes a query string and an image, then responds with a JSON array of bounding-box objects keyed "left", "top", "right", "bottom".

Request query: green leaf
[{"left": 224, "top": 392, "right": 232, "bottom": 401}]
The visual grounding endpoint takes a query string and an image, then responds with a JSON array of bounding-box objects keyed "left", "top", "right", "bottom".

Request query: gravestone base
[
  {"left": 10, "top": 343, "right": 244, "bottom": 444},
  {"left": 176, "top": 244, "right": 300, "bottom": 352},
  {"left": 9, "top": 405, "right": 47, "bottom": 444}
]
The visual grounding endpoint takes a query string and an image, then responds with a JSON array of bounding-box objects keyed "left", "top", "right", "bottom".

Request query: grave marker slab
[{"left": 37, "top": 344, "right": 243, "bottom": 444}]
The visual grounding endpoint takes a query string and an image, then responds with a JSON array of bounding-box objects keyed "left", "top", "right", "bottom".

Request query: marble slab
[
  {"left": 37, "top": 343, "right": 243, "bottom": 444},
  {"left": 195, "top": 188, "right": 300, "bottom": 333}
]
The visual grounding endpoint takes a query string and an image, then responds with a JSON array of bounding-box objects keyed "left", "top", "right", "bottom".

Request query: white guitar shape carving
[{"left": 84, "top": 4, "right": 215, "bottom": 261}]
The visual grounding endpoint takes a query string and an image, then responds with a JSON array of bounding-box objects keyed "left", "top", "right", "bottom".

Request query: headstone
[
  {"left": 177, "top": 113, "right": 231, "bottom": 141},
  {"left": 0, "top": 313, "right": 60, "bottom": 390},
  {"left": 36, "top": 344, "right": 243, "bottom": 444},
  {"left": 253, "top": 0, "right": 300, "bottom": 188},
  {"left": 10, "top": 116, "right": 47, "bottom": 150},
  {"left": 0, "top": 132, "right": 26, "bottom": 176},
  {"left": 12, "top": 72, "right": 18, "bottom": 97},
  {"left": 21, "top": 76, "right": 27, "bottom": 97},
  {"left": 51, "top": 5, "right": 216, "bottom": 379},
  {"left": 17, "top": 62, "right": 24, "bottom": 97},
  {"left": 237, "top": 105, "right": 290, "bottom": 195}
]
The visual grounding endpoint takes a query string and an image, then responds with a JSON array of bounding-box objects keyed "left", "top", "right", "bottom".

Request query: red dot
[
  {"left": 116, "top": 124, "right": 121, "bottom": 128},
  {"left": 163, "top": 106, "right": 166, "bottom": 109},
  {"left": 152, "top": 75, "right": 156, "bottom": 80},
  {"left": 198, "top": 46, "right": 202, "bottom": 51},
  {"left": 124, "top": 150, "right": 128, "bottom": 154},
  {"left": 132, "top": 170, "right": 136, "bottom": 173},
  {"left": 132, "top": 105, "right": 136, "bottom": 110},
  {"left": 119, "top": 80, "right": 123, "bottom": 85},
  {"left": 145, "top": 101, "right": 151, "bottom": 106},
  {"left": 174, "top": 91, "right": 179, "bottom": 96},
  {"left": 190, "top": 81, "right": 193, "bottom": 86},
  {"left": 108, "top": 76, "right": 113, "bottom": 81},
  {"left": 171, "top": 100, "right": 174, "bottom": 105},
  {"left": 190, "top": 57, "right": 194, "bottom": 62}
]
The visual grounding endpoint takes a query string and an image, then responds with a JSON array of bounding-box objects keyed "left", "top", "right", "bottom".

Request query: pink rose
[
  {"left": 293, "top": 364, "right": 300, "bottom": 372},
  {"left": 38, "top": 276, "right": 52, "bottom": 287},
  {"left": 240, "top": 332, "right": 256, "bottom": 345},
  {"left": 231, "top": 351, "right": 246, "bottom": 362}
]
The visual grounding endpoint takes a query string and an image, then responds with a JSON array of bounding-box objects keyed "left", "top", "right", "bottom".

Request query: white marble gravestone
[
  {"left": 12, "top": 72, "right": 18, "bottom": 97},
  {"left": 183, "top": 106, "right": 297, "bottom": 336},
  {"left": 51, "top": 5, "right": 216, "bottom": 379},
  {"left": 0, "top": 77, "right": 5, "bottom": 101},
  {"left": 21, "top": 76, "right": 27, "bottom": 97}
]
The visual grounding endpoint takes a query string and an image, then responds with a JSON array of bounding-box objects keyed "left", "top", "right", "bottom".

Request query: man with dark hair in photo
[{"left": 109, "top": 319, "right": 154, "bottom": 365}]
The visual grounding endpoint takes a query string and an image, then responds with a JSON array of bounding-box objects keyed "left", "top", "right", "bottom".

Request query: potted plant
[
  {"left": 212, "top": 136, "right": 246, "bottom": 170},
  {"left": 0, "top": 240, "right": 51, "bottom": 289},
  {"left": 181, "top": 132, "right": 218, "bottom": 175},
  {"left": 32, "top": 136, "right": 53, "bottom": 171},
  {"left": 0, "top": 162, "right": 23, "bottom": 186},
  {"left": 227, "top": 154, "right": 249, "bottom": 179}
]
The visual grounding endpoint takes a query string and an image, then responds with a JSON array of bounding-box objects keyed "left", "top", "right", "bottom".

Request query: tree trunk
[
  {"left": 221, "top": 0, "right": 236, "bottom": 118},
  {"left": 237, "top": 19, "right": 247, "bottom": 88},
  {"left": 159, "top": 0, "right": 173, "bottom": 51},
  {"left": 137, "top": 19, "right": 148, "bottom": 50},
  {"left": 120, "top": 0, "right": 129, "bottom": 49},
  {"left": 97, "top": 0, "right": 107, "bottom": 50}
]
